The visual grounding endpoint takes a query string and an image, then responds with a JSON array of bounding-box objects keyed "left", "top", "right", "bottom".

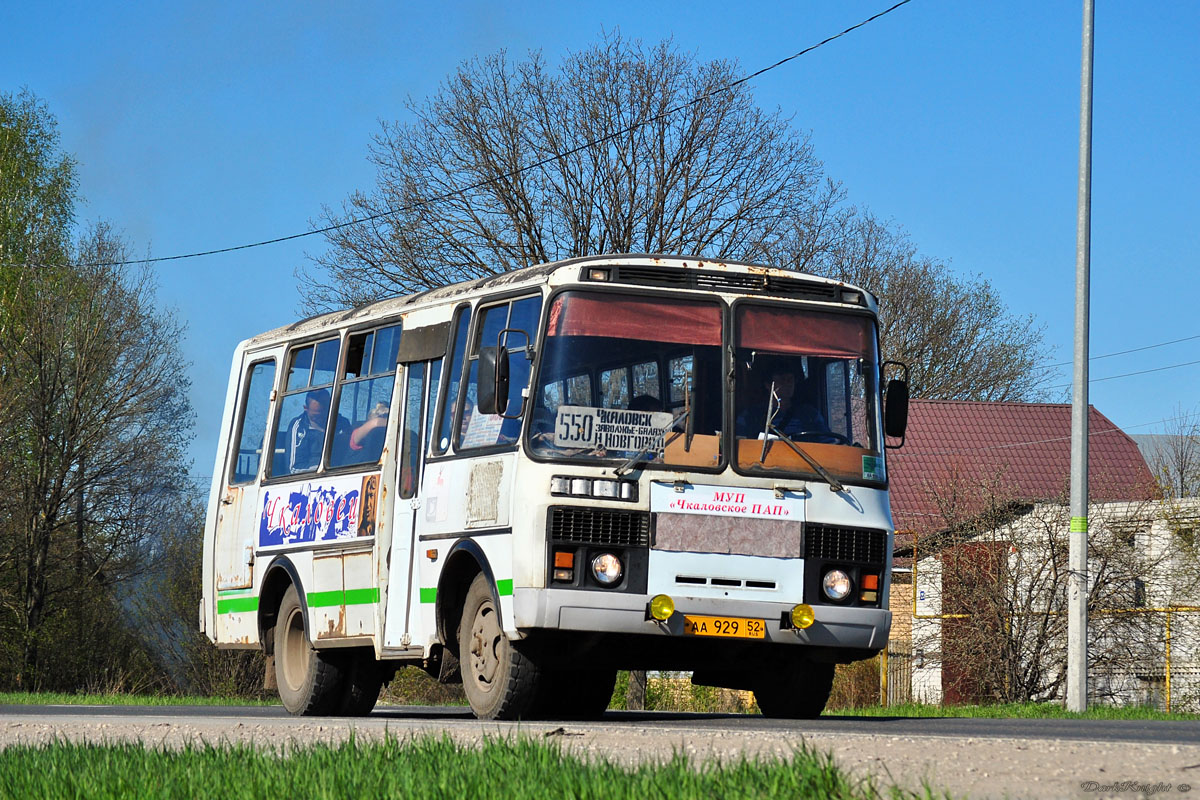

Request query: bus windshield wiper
[
  {"left": 614, "top": 408, "right": 689, "bottom": 476},
  {"left": 758, "top": 382, "right": 844, "bottom": 492}
]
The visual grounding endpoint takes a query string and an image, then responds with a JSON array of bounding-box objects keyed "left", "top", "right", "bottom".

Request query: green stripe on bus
[
  {"left": 419, "top": 587, "right": 437, "bottom": 604},
  {"left": 306, "top": 590, "right": 343, "bottom": 608},
  {"left": 307, "top": 588, "right": 381, "bottom": 608},
  {"left": 496, "top": 579, "right": 513, "bottom": 596},
  {"left": 344, "top": 588, "right": 381, "bottom": 605},
  {"left": 217, "top": 588, "right": 254, "bottom": 596},
  {"left": 216, "top": 596, "right": 259, "bottom": 614}
]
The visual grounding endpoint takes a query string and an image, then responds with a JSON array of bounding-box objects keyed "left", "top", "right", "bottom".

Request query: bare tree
[
  {"left": 911, "top": 471, "right": 1184, "bottom": 705},
  {"left": 303, "top": 33, "right": 825, "bottom": 309},
  {"left": 1143, "top": 406, "right": 1200, "bottom": 500},
  {"left": 0, "top": 223, "right": 192, "bottom": 689},
  {"left": 769, "top": 207, "right": 1050, "bottom": 401},
  {"left": 304, "top": 34, "right": 1051, "bottom": 402}
]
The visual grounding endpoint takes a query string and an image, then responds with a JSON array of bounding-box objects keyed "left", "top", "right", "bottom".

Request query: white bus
[{"left": 201, "top": 254, "right": 908, "bottom": 720}]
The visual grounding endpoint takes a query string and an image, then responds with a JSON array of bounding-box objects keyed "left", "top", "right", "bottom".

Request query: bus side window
[
  {"left": 271, "top": 338, "right": 339, "bottom": 476},
  {"left": 631, "top": 360, "right": 660, "bottom": 405},
  {"left": 669, "top": 355, "right": 693, "bottom": 407},
  {"left": 599, "top": 366, "right": 629, "bottom": 409},
  {"left": 425, "top": 358, "right": 442, "bottom": 449},
  {"left": 230, "top": 359, "right": 276, "bottom": 484},
  {"left": 433, "top": 309, "right": 470, "bottom": 454},
  {"left": 566, "top": 374, "right": 591, "bottom": 405},
  {"left": 458, "top": 294, "right": 541, "bottom": 450},
  {"left": 328, "top": 323, "right": 401, "bottom": 469},
  {"left": 399, "top": 362, "right": 426, "bottom": 498}
]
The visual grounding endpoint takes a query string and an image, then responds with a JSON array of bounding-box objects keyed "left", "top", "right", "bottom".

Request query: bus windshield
[
  {"left": 528, "top": 291, "right": 884, "bottom": 483},
  {"left": 529, "top": 291, "right": 723, "bottom": 470},
  {"left": 733, "top": 303, "right": 883, "bottom": 484}
]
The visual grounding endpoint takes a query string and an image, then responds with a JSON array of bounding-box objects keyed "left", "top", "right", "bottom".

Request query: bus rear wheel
[
  {"left": 336, "top": 650, "right": 385, "bottom": 716},
  {"left": 753, "top": 660, "right": 835, "bottom": 719},
  {"left": 274, "top": 584, "right": 346, "bottom": 715},
  {"left": 458, "top": 573, "right": 542, "bottom": 720}
]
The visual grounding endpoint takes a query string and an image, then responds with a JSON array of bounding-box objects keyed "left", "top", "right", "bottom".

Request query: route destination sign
[{"left": 553, "top": 405, "right": 673, "bottom": 452}]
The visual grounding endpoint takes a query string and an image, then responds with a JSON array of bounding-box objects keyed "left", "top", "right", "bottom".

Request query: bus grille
[
  {"left": 804, "top": 524, "right": 887, "bottom": 564},
  {"left": 608, "top": 266, "right": 840, "bottom": 301},
  {"left": 548, "top": 507, "right": 651, "bottom": 547}
]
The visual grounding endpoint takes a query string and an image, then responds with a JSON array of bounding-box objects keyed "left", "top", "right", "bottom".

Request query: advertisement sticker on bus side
[{"left": 258, "top": 474, "right": 379, "bottom": 547}]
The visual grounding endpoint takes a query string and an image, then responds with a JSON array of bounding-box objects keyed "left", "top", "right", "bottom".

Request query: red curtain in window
[
  {"left": 736, "top": 306, "right": 875, "bottom": 358},
  {"left": 547, "top": 292, "right": 721, "bottom": 346}
]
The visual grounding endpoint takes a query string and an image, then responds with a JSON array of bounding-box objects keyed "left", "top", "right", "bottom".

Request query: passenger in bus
[
  {"left": 347, "top": 401, "right": 389, "bottom": 462},
  {"left": 285, "top": 389, "right": 350, "bottom": 472},
  {"left": 736, "top": 364, "right": 827, "bottom": 439}
]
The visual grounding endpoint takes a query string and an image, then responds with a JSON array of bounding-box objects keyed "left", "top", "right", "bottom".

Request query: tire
[
  {"left": 535, "top": 669, "right": 617, "bottom": 720},
  {"left": 336, "top": 650, "right": 385, "bottom": 717},
  {"left": 274, "top": 584, "right": 346, "bottom": 715},
  {"left": 458, "top": 572, "right": 542, "bottom": 720},
  {"left": 754, "top": 660, "right": 836, "bottom": 719}
]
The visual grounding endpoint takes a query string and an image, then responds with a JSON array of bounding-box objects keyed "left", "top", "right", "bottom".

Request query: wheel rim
[
  {"left": 467, "top": 599, "right": 502, "bottom": 694},
  {"left": 281, "top": 605, "right": 309, "bottom": 692}
]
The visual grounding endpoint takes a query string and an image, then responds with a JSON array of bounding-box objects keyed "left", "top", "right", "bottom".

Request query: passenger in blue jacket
[{"left": 286, "top": 389, "right": 350, "bottom": 473}]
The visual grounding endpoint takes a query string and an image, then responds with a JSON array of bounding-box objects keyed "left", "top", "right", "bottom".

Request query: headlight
[
  {"left": 590, "top": 553, "right": 623, "bottom": 586},
  {"left": 822, "top": 569, "right": 852, "bottom": 601}
]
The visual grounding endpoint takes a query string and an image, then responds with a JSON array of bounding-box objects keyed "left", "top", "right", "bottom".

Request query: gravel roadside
[{"left": 2, "top": 713, "right": 1197, "bottom": 800}]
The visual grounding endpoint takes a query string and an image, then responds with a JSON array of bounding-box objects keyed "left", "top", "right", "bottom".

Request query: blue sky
[{"left": 3, "top": 1, "right": 1197, "bottom": 478}]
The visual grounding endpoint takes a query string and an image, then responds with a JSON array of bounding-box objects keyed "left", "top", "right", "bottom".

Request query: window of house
[
  {"left": 230, "top": 359, "right": 276, "bottom": 484},
  {"left": 271, "top": 338, "right": 340, "bottom": 476},
  {"left": 1174, "top": 526, "right": 1196, "bottom": 549}
]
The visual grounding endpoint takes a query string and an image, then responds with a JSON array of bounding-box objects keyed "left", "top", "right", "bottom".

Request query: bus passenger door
[
  {"left": 383, "top": 360, "right": 432, "bottom": 648},
  {"left": 213, "top": 356, "right": 279, "bottom": 640}
]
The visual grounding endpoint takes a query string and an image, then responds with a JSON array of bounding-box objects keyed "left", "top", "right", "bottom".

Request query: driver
[{"left": 737, "top": 365, "right": 827, "bottom": 438}]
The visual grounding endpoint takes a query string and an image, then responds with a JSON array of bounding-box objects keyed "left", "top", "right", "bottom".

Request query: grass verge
[
  {"left": 0, "top": 736, "right": 946, "bottom": 800},
  {"left": 0, "top": 692, "right": 276, "bottom": 707}
]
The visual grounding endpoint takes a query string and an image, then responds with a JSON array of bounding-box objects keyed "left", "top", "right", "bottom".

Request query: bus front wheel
[
  {"left": 754, "top": 660, "right": 835, "bottom": 719},
  {"left": 458, "top": 573, "right": 542, "bottom": 720},
  {"left": 274, "top": 584, "right": 346, "bottom": 715}
]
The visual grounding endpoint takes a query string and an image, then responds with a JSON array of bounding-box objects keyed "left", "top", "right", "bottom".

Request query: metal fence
[
  {"left": 883, "top": 607, "right": 1200, "bottom": 712},
  {"left": 880, "top": 646, "right": 912, "bottom": 706}
]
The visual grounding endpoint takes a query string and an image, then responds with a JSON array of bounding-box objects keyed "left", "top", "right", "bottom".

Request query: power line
[
  {"left": 1, "top": 0, "right": 915, "bottom": 271},
  {"left": 1034, "top": 332, "right": 1200, "bottom": 373},
  {"left": 1051, "top": 358, "right": 1200, "bottom": 390}
]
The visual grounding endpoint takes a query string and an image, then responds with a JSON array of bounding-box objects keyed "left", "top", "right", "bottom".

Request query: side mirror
[
  {"left": 884, "top": 378, "right": 909, "bottom": 446},
  {"left": 477, "top": 346, "right": 510, "bottom": 416}
]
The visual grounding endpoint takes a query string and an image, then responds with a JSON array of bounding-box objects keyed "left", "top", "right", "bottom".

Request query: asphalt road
[{"left": 2, "top": 703, "right": 1197, "bottom": 746}]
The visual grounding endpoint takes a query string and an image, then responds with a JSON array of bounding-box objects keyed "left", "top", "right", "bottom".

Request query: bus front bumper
[{"left": 512, "top": 588, "right": 891, "bottom": 652}]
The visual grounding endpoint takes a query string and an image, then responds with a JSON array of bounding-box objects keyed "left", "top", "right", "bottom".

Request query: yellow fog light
[
  {"left": 649, "top": 594, "right": 675, "bottom": 621},
  {"left": 791, "top": 603, "right": 815, "bottom": 629}
]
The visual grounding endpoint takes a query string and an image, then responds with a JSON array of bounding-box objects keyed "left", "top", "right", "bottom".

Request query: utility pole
[{"left": 1068, "top": 0, "right": 1095, "bottom": 713}]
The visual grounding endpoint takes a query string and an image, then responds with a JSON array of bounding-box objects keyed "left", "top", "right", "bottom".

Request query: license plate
[{"left": 682, "top": 615, "right": 765, "bottom": 639}]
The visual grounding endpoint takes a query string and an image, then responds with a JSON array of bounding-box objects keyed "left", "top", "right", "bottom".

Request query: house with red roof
[
  {"left": 888, "top": 399, "right": 1157, "bottom": 542},
  {"left": 883, "top": 400, "right": 1199, "bottom": 709}
]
